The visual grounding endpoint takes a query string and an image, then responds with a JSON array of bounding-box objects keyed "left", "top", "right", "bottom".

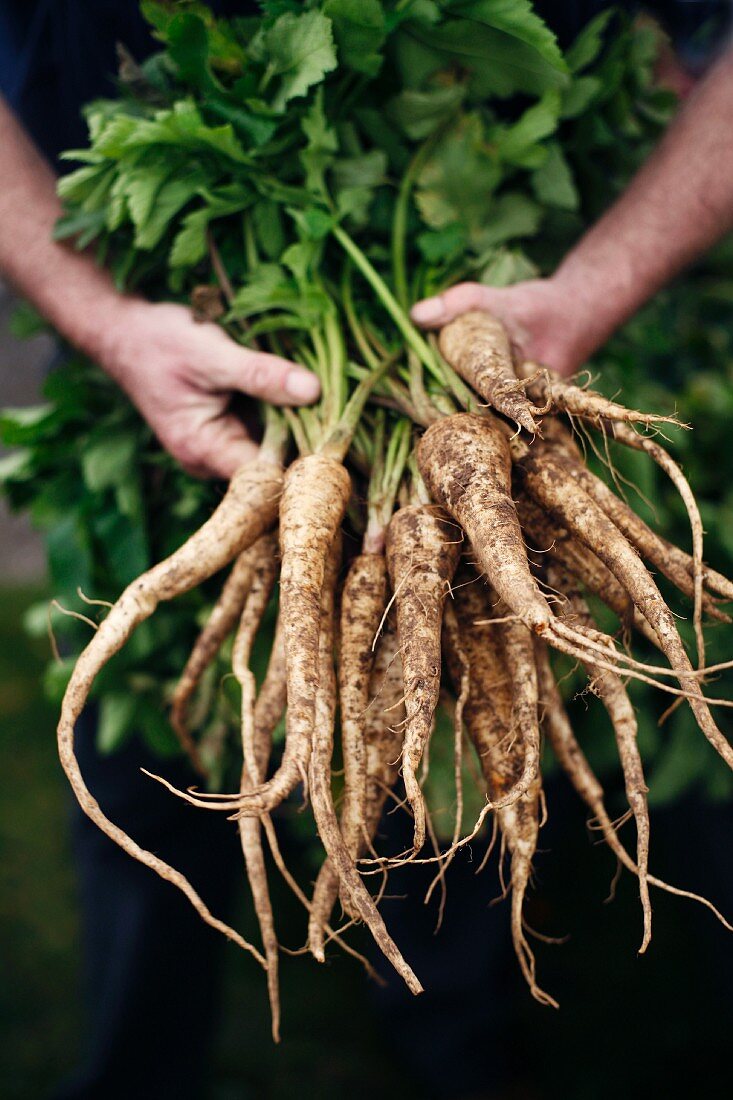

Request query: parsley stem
[
  {"left": 261, "top": 405, "right": 289, "bottom": 464},
  {"left": 321, "top": 355, "right": 393, "bottom": 461},
  {"left": 331, "top": 224, "right": 443, "bottom": 384},
  {"left": 341, "top": 263, "right": 380, "bottom": 370},
  {"left": 392, "top": 124, "right": 450, "bottom": 310}
]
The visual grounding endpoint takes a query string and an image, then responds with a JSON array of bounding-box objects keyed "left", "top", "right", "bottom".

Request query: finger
[
  {"left": 196, "top": 417, "right": 261, "bottom": 480},
  {"left": 215, "top": 344, "right": 320, "bottom": 406},
  {"left": 164, "top": 415, "right": 260, "bottom": 481},
  {"left": 410, "top": 283, "right": 497, "bottom": 328}
]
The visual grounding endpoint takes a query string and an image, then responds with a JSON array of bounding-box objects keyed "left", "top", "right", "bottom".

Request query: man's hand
[
  {"left": 411, "top": 278, "right": 585, "bottom": 378},
  {"left": 96, "top": 299, "right": 319, "bottom": 479},
  {"left": 413, "top": 46, "right": 733, "bottom": 379},
  {"left": 0, "top": 98, "right": 319, "bottom": 480}
]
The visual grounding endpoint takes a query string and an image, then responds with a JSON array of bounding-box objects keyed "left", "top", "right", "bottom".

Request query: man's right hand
[
  {"left": 411, "top": 278, "right": 589, "bottom": 378},
  {"left": 412, "top": 46, "right": 733, "bottom": 376}
]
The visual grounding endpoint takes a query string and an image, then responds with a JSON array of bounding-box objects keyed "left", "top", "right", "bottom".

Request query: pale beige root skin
[
  {"left": 444, "top": 571, "right": 513, "bottom": 798},
  {"left": 447, "top": 571, "right": 554, "bottom": 1007},
  {"left": 517, "top": 492, "right": 668, "bottom": 648},
  {"left": 236, "top": 533, "right": 281, "bottom": 785},
  {"left": 534, "top": 639, "right": 732, "bottom": 932},
  {"left": 501, "top": 795, "right": 554, "bottom": 1009},
  {"left": 307, "top": 546, "right": 383, "bottom": 957},
  {"left": 601, "top": 418, "right": 733, "bottom": 670},
  {"left": 273, "top": 455, "right": 351, "bottom": 807},
  {"left": 337, "top": 553, "right": 389, "bottom": 864},
  {"left": 309, "top": 619, "right": 405, "bottom": 949},
  {"left": 252, "top": 612, "right": 287, "bottom": 760},
  {"left": 165, "top": 619, "right": 286, "bottom": 814},
  {"left": 385, "top": 504, "right": 461, "bottom": 853},
  {"left": 536, "top": 414, "right": 583, "bottom": 460},
  {"left": 305, "top": 535, "right": 341, "bottom": 960},
  {"left": 346, "top": 620, "right": 406, "bottom": 915},
  {"left": 532, "top": 417, "right": 730, "bottom": 631},
  {"left": 498, "top": 605, "right": 543, "bottom": 811},
  {"left": 419, "top": 415, "right": 711, "bottom": 691},
  {"left": 519, "top": 358, "right": 682, "bottom": 429},
  {"left": 545, "top": 406, "right": 729, "bottom": 669},
  {"left": 56, "top": 459, "right": 283, "bottom": 962},
  {"left": 362, "top": 623, "right": 407, "bottom": 840},
  {"left": 439, "top": 312, "right": 545, "bottom": 434},
  {"left": 232, "top": 531, "right": 281, "bottom": 1040},
  {"left": 539, "top": 416, "right": 732, "bottom": 628},
  {"left": 218, "top": 455, "right": 351, "bottom": 817},
  {"left": 418, "top": 414, "right": 553, "bottom": 634},
  {"left": 306, "top": 538, "right": 423, "bottom": 994},
  {"left": 245, "top": 585, "right": 387, "bottom": 984},
  {"left": 249, "top": 613, "right": 288, "bottom": 995},
  {"left": 545, "top": 439, "right": 727, "bottom": 648},
  {"left": 547, "top": 559, "right": 652, "bottom": 952},
  {"left": 170, "top": 543, "right": 262, "bottom": 774},
  {"left": 260, "top": 811, "right": 386, "bottom": 984},
  {"left": 441, "top": 602, "right": 469, "bottom": 850},
  {"left": 244, "top": 616, "right": 288, "bottom": 993},
  {"left": 516, "top": 445, "right": 733, "bottom": 772}
]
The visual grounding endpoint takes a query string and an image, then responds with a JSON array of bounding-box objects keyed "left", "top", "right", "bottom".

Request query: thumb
[
  {"left": 217, "top": 344, "right": 320, "bottom": 407},
  {"left": 410, "top": 283, "right": 499, "bottom": 329}
]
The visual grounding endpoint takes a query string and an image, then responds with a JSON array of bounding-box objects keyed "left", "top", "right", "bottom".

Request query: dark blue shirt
[
  {"left": 534, "top": 0, "right": 731, "bottom": 65},
  {"left": 0, "top": 1, "right": 254, "bottom": 163},
  {"left": 1, "top": 1, "right": 730, "bottom": 166}
]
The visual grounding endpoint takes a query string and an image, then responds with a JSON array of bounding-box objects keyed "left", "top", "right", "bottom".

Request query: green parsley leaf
[
  {"left": 323, "top": 0, "right": 386, "bottom": 76},
  {"left": 263, "top": 11, "right": 338, "bottom": 111},
  {"left": 448, "top": 0, "right": 567, "bottom": 73}
]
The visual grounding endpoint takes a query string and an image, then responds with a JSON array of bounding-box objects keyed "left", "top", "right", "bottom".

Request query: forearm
[
  {"left": 0, "top": 97, "right": 318, "bottom": 477},
  {"left": 0, "top": 97, "right": 127, "bottom": 362},
  {"left": 552, "top": 45, "right": 733, "bottom": 361}
]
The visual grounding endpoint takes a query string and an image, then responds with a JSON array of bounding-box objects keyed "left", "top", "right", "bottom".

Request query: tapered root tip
[
  {"left": 306, "top": 892, "right": 328, "bottom": 963},
  {"left": 512, "top": 405, "right": 542, "bottom": 437},
  {"left": 638, "top": 910, "right": 652, "bottom": 955},
  {"left": 309, "top": 939, "right": 326, "bottom": 964},
  {"left": 403, "top": 768, "right": 427, "bottom": 854},
  {"left": 268, "top": 974, "right": 282, "bottom": 1044},
  {"left": 639, "top": 874, "right": 653, "bottom": 954},
  {"left": 531, "top": 985, "right": 560, "bottom": 1010}
]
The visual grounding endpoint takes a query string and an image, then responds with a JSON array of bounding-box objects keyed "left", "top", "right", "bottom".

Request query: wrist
[
  {"left": 544, "top": 264, "right": 636, "bottom": 369},
  {"left": 68, "top": 289, "right": 149, "bottom": 383},
  {"left": 549, "top": 224, "right": 665, "bottom": 367},
  {"left": 514, "top": 275, "right": 596, "bottom": 376},
  {"left": 24, "top": 235, "right": 145, "bottom": 376}
]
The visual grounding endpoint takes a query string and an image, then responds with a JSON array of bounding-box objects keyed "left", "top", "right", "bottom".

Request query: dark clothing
[
  {"left": 1, "top": 0, "right": 730, "bottom": 166},
  {"left": 54, "top": 715, "right": 240, "bottom": 1100},
  {"left": 535, "top": 0, "right": 732, "bottom": 64},
  {"left": 0, "top": 1, "right": 255, "bottom": 164},
  {"left": 0, "top": 1, "right": 157, "bottom": 164}
]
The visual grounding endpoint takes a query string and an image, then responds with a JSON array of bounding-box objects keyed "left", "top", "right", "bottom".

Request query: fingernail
[
  {"left": 410, "top": 297, "right": 444, "bottom": 325},
  {"left": 285, "top": 369, "right": 320, "bottom": 403}
]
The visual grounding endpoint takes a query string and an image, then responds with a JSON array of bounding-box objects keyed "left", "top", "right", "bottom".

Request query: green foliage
[
  {"left": 447, "top": 0, "right": 567, "bottom": 73},
  {"left": 262, "top": 10, "right": 338, "bottom": 110},
  {"left": 5, "top": 1, "right": 729, "bottom": 803}
]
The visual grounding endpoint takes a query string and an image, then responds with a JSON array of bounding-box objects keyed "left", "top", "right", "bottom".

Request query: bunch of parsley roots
[{"left": 52, "top": 1, "right": 733, "bottom": 1037}]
